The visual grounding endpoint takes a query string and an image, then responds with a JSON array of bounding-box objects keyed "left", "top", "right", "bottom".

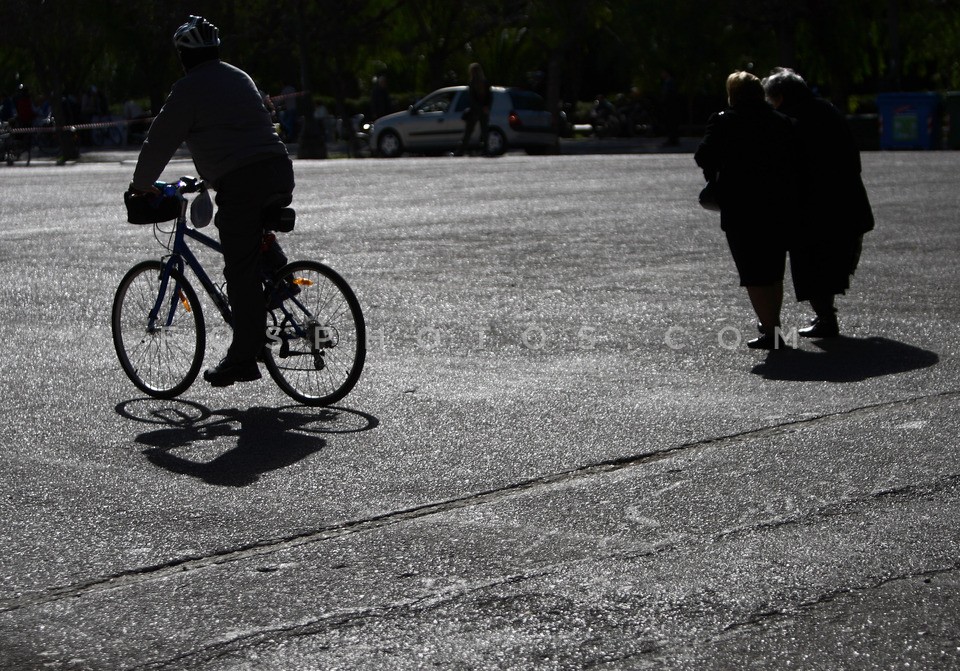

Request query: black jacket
[
  {"left": 464, "top": 79, "right": 492, "bottom": 121},
  {"left": 695, "top": 101, "right": 801, "bottom": 235},
  {"left": 779, "top": 94, "right": 874, "bottom": 236}
]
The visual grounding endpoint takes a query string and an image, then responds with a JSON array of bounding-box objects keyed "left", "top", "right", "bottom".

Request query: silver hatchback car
[{"left": 371, "top": 86, "right": 559, "bottom": 157}]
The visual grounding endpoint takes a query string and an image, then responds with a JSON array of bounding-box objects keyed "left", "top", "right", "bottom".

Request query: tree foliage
[{"left": 2, "top": 0, "right": 959, "bottom": 125}]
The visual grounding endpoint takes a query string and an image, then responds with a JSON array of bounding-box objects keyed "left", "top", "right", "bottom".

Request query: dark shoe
[
  {"left": 203, "top": 357, "right": 261, "bottom": 387},
  {"left": 799, "top": 316, "right": 840, "bottom": 338},
  {"left": 747, "top": 333, "right": 786, "bottom": 350}
]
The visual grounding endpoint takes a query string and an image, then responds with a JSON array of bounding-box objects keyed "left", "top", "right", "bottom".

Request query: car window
[
  {"left": 416, "top": 91, "right": 456, "bottom": 114},
  {"left": 508, "top": 90, "right": 547, "bottom": 111}
]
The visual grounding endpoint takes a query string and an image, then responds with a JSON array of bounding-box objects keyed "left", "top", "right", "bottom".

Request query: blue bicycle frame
[
  {"left": 147, "top": 192, "right": 311, "bottom": 342},
  {"left": 148, "top": 198, "right": 232, "bottom": 332}
]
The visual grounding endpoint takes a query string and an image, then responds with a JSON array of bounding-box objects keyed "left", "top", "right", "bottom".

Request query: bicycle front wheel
[
  {"left": 263, "top": 260, "right": 366, "bottom": 406},
  {"left": 112, "top": 260, "right": 206, "bottom": 399}
]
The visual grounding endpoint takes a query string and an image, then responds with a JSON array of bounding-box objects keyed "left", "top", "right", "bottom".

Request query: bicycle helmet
[{"left": 173, "top": 15, "right": 220, "bottom": 50}]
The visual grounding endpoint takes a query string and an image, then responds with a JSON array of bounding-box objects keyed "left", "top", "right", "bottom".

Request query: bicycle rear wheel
[
  {"left": 263, "top": 260, "right": 366, "bottom": 406},
  {"left": 112, "top": 260, "right": 206, "bottom": 399}
]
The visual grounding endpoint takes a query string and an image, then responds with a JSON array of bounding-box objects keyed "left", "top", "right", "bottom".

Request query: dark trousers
[
  {"left": 461, "top": 113, "right": 489, "bottom": 153},
  {"left": 214, "top": 155, "right": 295, "bottom": 362}
]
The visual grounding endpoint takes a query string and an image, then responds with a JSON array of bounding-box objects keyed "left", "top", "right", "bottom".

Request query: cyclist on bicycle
[{"left": 128, "top": 15, "right": 295, "bottom": 387}]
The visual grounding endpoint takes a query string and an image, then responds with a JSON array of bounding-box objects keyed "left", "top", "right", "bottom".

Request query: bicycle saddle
[{"left": 262, "top": 193, "right": 295, "bottom": 233}]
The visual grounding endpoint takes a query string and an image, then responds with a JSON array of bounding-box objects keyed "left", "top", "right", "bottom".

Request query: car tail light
[{"left": 508, "top": 111, "right": 522, "bottom": 130}]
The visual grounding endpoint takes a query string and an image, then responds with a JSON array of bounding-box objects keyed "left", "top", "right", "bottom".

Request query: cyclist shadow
[
  {"left": 116, "top": 400, "right": 378, "bottom": 487},
  {"left": 751, "top": 335, "right": 939, "bottom": 382}
]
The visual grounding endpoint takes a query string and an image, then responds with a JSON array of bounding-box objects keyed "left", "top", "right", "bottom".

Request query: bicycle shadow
[
  {"left": 116, "top": 399, "right": 379, "bottom": 487},
  {"left": 751, "top": 335, "right": 939, "bottom": 382}
]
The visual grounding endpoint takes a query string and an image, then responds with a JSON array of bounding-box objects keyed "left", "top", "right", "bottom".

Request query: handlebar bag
[{"left": 124, "top": 190, "right": 181, "bottom": 224}]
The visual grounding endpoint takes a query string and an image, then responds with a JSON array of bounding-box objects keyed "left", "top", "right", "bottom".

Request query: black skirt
[
  {"left": 724, "top": 231, "right": 787, "bottom": 286},
  {"left": 789, "top": 234, "right": 863, "bottom": 300}
]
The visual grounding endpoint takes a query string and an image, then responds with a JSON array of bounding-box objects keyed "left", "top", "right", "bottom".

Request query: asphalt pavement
[{"left": 0, "top": 143, "right": 957, "bottom": 670}]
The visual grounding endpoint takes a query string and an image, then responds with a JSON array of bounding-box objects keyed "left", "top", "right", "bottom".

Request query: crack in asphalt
[
  {"left": 2, "top": 390, "right": 957, "bottom": 617},
  {"left": 720, "top": 561, "right": 960, "bottom": 634},
  {"left": 714, "top": 471, "right": 960, "bottom": 539},
  {"left": 123, "top": 570, "right": 554, "bottom": 671},
  {"left": 127, "top": 546, "right": 960, "bottom": 671},
  {"left": 575, "top": 562, "right": 960, "bottom": 669},
  {"left": 123, "top": 539, "right": 676, "bottom": 671}
]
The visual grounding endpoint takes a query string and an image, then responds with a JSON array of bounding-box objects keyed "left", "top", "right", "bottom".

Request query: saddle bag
[{"left": 262, "top": 193, "right": 296, "bottom": 232}]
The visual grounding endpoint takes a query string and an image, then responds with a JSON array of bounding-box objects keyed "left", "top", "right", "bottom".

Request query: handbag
[{"left": 699, "top": 179, "right": 721, "bottom": 212}]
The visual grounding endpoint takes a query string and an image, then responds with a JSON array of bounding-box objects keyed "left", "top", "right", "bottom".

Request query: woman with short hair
[{"left": 695, "top": 71, "right": 801, "bottom": 350}]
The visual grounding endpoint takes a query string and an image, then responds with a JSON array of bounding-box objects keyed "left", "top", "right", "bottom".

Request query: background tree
[
  {"left": 3, "top": 0, "right": 959, "bottom": 157},
  {"left": 516, "top": 0, "right": 622, "bottom": 128},
  {"left": 896, "top": 0, "right": 960, "bottom": 91},
  {"left": 0, "top": 0, "right": 128, "bottom": 160}
]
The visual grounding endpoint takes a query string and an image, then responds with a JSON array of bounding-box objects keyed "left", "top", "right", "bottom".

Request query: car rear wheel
[
  {"left": 486, "top": 128, "right": 506, "bottom": 156},
  {"left": 377, "top": 130, "right": 403, "bottom": 158}
]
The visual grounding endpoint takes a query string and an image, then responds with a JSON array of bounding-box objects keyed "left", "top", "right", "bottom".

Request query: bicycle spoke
[
  {"left": 113, "top": 260, "right": 205, "bottom": 399},
  {"left": 263, "top": 261, "right": 365, "bottom": 406}
]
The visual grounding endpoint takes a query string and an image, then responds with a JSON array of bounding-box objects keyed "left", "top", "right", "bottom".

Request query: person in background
[
  {"left": 459, "top": 62, "right": 492, "bottom": 156},
  {"left": 694, "top": 71, "right": 801, "bottom": 350},
  {"left": 123, "top": 98, "right": 151, "bottom": 144},
  {"left": 12, "top": 84, "right": 35, "bottom": 127},
  {"left": 371, "top": 73, "right": 391, "bottom": 120},
  {"left": 128, "top": 15, "right": 295, "bottom": 387},
  {"left": 762, "top": 67, "right": 874, "bottom": 338},
  {"left": 660, "top": 68, "right": 681, "bottom": 146},
  {"left": 591, "top": 93, "right": 616, "bottom": 136},
  {"left": 34, "top": 93, "right": 51, "bottom": 121},
  {"left": 0, "top": 91, "right": 14, "bottom": 122},
  {"left": 79, "top": 85, "right": 101, "bottom": 144},
  {"left": 278, "top": 81, "right": 298, "bottom": 140}
]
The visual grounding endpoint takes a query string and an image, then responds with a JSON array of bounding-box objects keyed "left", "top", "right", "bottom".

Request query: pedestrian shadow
[
  {"left": 115, "top": 399, "right": 379, "bottom": 487},
  {"left": 751, "top": 336, "right": 939, "bottom": 382}
]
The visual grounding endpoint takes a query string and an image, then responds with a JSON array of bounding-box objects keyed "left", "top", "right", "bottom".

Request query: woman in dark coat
[
  {"left": 762, "top": 67, "right": 874, "bottom": 337},
  {"left": 460, "top": 62, "right": 492, "bottom": 155},
  {"left": 695, "top": 71, "right": 801, "bottom": 349}
]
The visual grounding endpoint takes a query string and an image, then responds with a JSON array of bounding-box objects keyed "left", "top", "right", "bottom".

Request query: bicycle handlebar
[{"left": 176, "top": 176, "right": 205, "bottom": 194}]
